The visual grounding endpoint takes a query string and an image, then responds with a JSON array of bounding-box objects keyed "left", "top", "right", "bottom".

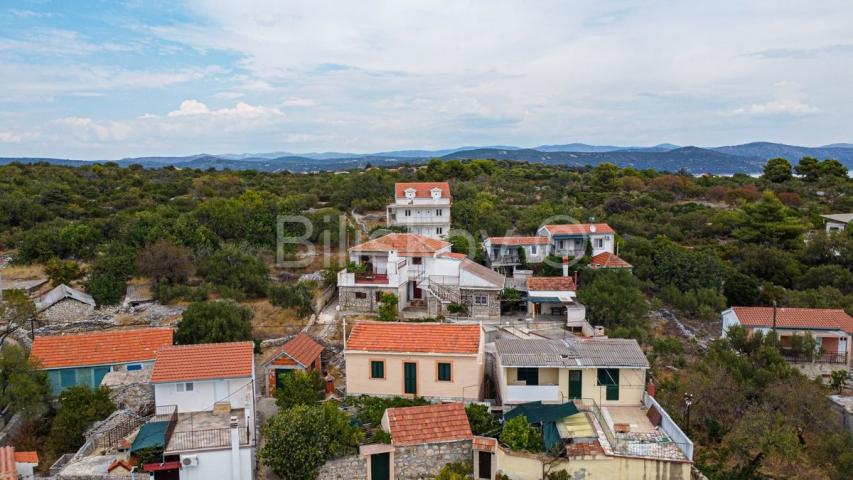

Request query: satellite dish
[{"left": 589, "top": 225, "right": 597, "bottom": 233}]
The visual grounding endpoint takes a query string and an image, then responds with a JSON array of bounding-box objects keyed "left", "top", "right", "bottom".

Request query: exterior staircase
[{"left": 415, "top": 272, "right": 461, "bottom": 305}]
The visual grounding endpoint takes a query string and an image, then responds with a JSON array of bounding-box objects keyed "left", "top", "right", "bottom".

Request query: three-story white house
[{"left": 386, "top": 182, "right": 451, "bottom": 238}]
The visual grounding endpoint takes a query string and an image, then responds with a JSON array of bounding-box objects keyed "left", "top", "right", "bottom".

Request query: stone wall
[
  {"left": 39, "top": 298, "right": 95, "bottom": 325},
  {"left": 317, "top": 454, "right": 367, "bottom": 480},
  {"left": 339, "top": 286, "right": 398, "bottom": 312},
  {"left": 460, "top": 289, "right": 501, "bottom": 320},
  {"left": 394, "top": 440, "right": 471, "bottom": 480}
]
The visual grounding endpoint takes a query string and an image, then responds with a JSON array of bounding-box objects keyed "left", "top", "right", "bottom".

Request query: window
[
  {"left": 530, "top": 245, "right": 537, "bottom": 255},
  {"left": 594, "top": 238, "right": 604, "bottom": 248},
  {"left": 412, "top": 257, "right": 422, "bottom": 265},
  {"left": 436, "top": 227, "right": 443, "bottom": 235},
  {"left": 517, "top": 368, "right": 539, "bottom": 386},
  {"left": 473, "top": 295, "right": 488, "bottom": 306},
  {"left": 436, "top": 209, "right": 443, "bottom": 216},
  {"left": 597, "top": 368, "right": 619, "bottom": 401},
  {"left": 370, "top": 360, "right": 385, "bottom": 379},
  {"left": 126, "top": 364, "right": 143, "bottom": 371},
  {"left": 559, "top": 240, "right": 566, "bottom": 249},
  {"left": 177, "top": 382, "right": 194, "bottom": 392},
  {"left": 355, "top": 291, "right": 367, "bottom": 299},
  {"left": 405, "top": 209, "right": 411, "bottom": 216},
  {"left": 437, "top": 362, "right": 452, "bottom": 382}
]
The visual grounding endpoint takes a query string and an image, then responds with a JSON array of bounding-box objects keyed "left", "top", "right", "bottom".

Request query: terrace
[{"left": 166, "top": 408, "right": 251, "bottom": 453}]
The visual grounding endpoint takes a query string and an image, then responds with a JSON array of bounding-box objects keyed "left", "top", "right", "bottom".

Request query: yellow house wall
[
  {"left": 505, "top": 367, "right": 560, "bottom": 385},
  {"left": 577, "top": 367, "right": 646, "bottom": 406},
  {"left": 345, "top": 351, "right": 483, "bottom": 400},
  {"left": 496, "top": 447, "right": 691, "bottom": 480}
]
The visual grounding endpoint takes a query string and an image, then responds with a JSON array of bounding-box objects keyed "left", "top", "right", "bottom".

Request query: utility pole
[{"left": 683, "top": 393, "right": 694, "bottom": 436}]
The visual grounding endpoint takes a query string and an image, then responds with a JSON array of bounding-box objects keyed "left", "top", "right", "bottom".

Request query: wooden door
[{"left": 404, "top": 362, "right": 417, "bottom": 394}]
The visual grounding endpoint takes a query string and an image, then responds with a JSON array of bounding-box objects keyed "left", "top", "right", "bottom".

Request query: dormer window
[
  {"left": 405, "top": 188, "right": 416, "bottom": 199},
  {"left": 430, "top": 188, "right": 442, "bottom": 200}
]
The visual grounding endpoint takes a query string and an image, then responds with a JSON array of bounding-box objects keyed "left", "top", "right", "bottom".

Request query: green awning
[
  {"left": 527, "top": 296, "right": 562, "bottom": 304},
  {"left": 505, "top": 401, "right": 580, "bottom": 452},
  {"left": 131, "top": 421, "right": 169, "bottom": 453}
]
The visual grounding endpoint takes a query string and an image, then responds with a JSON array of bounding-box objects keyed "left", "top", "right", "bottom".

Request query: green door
[
  {"left": 597, "top": 368, "right": 620, "bottom": 401},
  {"left": 404, "top": 362, "right": 417, "bottom": 394},
  {"left": 371, "top": 452, "right": 390, "bottom": 480},
  {"left": 569, "top": 370, "right": 583, "bottom": 399},
  {"left": 93, "top": 367, "right": 111, "bottom": 388}
]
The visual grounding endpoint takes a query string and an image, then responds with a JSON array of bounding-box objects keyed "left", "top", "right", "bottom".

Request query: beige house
[{"left": 344, "top": 322, "right": 484, "bottom": 401}]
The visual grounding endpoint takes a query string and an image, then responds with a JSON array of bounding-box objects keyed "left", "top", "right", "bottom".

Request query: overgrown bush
[{"left": 499, "top": 416, "right": 543, "bottom": 453}]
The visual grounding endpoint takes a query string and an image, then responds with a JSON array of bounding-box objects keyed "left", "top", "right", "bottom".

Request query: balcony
[
  {"left": 506, "top": 385, "right": 561, "bottom": 404},
  {"left": 165, "top": 408, "right": 251, "bottom": 453},
  {"left": 781, "top": 349, "right": 848, "bottom": 364},
  {"left": 490, "top": 254, "right": 521, "bottom": 266},
  {"left": 339, "top": 270, "right": 402, "bottom": 287}
]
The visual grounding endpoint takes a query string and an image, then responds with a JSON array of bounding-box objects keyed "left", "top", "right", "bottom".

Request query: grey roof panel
[{"left": 495, "top": 337, "right": 648, "bottom": 368}]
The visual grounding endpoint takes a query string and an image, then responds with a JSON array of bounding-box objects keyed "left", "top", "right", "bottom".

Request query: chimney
[
  {"left": 230, "top": 416, "right": 241, "bottom": 480},
  {"left": 562, "top": 256, "right": 569, "bottom": 277},
  {"left": 325, "top": 373, "right": 335, "bottom": 397}
]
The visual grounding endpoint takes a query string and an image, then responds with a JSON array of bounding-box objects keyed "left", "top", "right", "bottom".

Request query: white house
[
  {"left": 537, "top": 223, "right": 616, "bottom": 258},
  {"left": 821, "top": 213, "right": 852, "bottom": 233},
  {"left": 338, "top": 233, "right": 505, "bottom": 320},
  {"left": 483, "top": 236, "right": 550, "bottom": 273},
  {"left": 386, "top": 182, "right": 452, "bottom": 238},
  {"left": 137, "top": 342, "right": 256, "bottom": 480}
]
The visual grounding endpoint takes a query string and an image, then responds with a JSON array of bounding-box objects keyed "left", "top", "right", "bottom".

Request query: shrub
[
  {"left": 275, "top": 370, "right": 325, "bottom": 409},
  {"left": 465, "top": 403, "right": 501, "bottom": 436},
  {"left": 268, "top": 281, "right": 316, "bottom": 317},
  {"left": 46, "top": 386, "right": 115, "bottom": 457},
  {"left": 197, "top": 244, "right": 269, "bottom": 298},
  {"left": 378, "top": 293, "right": 398, "bottom": 321},
  {"left": 44, "top": 258, "right": 83, "bottom": 286},
  {"left": 349, "top": 395, "right": 429, "bottom": 426},
  {"left": 499, "top": 416, "right": 543, "bottom": 453},
  {"left": 136, "top": 239, "right": 194, "bottom": 285},
  {"left": 435, "top": 461, "right": 473, "bottom": 480},
  {"left": 175, "top": 300, "right": 253, "bottom": 345}
]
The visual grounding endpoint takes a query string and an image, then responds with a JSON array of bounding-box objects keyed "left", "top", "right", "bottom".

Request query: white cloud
[
  {"left": 731, "top": 82, "right": 820, "bottom": 116},
  {"left": 281, "top": 97, "right": 316, "bottom": 107},
  {"left": 166, "top": 99, "right": 282, "bottom": 118},
  {"left": 53, "top": 117, "right": 133, "bottom": 142},
  {"left": 0, "top": 131, "right": 23, "bottom": 143}
]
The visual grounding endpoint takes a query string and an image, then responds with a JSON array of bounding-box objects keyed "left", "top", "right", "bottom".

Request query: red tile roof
[
  {"left": 31, "top": 328, "right": 173, "bottom": 369},
  {"left": 386, "top": 403, "right": 472, "bottom": 446},
  {"left": 151, "top": 342, "right": 254, "bottom": 383},
  {"left": 527, "top": 276, "right": 576, "bottom": 292},
  {"left": 0, "top": 447, "right": 14, "bottom": 478},
  {"left": 346, "top": 322, "right": 481, "bottom": 355},
  {"left": 487, "top": 236, "right": 550, "bottom": 246},
  {"left": 350, "top": 233, "right": 450, "bottom": 256},
  {"left": 273, "top": 333, "right": 324, "bottom": 368},
  {"left": 542, "top": 223, "right": 615, "bottom": 235},
  {"left": 732, "top": 307, "right": 853, "bottom": 334},
  {"left": 472, "top": 436, "right": 497, "bottom": 452},
  {"left": 13, "top": 451, "right": 38, "bottom": 464},
  {"left": 589, "top": 252, "right": 632, "bottom": 269},
  {"left": 395, "top": 182, "right": 451, "bottom": 199},
  {"left": 439, "top": 252, "right": 467, "bottom": 260}
]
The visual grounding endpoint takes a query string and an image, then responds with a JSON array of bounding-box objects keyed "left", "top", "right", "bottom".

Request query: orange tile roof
[
  {"left": 273, "top": 333, "right": 324, "bottom": 368},
  {"left": 472, "top": 436, "right": 498, "bottom": 452},
  {"left": 542, "top": 223, "right": 615, "bottom": 235},
  {"left": 350, "top": 233, "right": 450, "bottom": 256},
  {"left": 395, "top": 182, "right": 451, "bottom": 199},
  {"left": 732, "top": 307, "right": 853, "bottom": 333},
  {"left": 589, "top": 252, "right": 632, "bottom": 269},
  {"left": 439, "top": 252, "right": 467, "bottom": 260},
  {"left": 386, "top": 403, "right": 472, "bottom": 446},
  {"left": 527, "top": 276, "right": 576, "bottom": 292},
  {"left": 31, "top": 328, "right": 173, "bottom": 369},
  {"left": 0, "top": 447, "right": 14, "bottom": 478},
  {"left": 13, "top": 451, "right": 38, "bottom": 464},
  {"left": 151, "top": 342, "right": 254, "bottom": 383},
  {"left": 487, "top": 236, "right": 550, "bottom": 246},
  {"left": 346, "top": 322, "right": 481, "bottom": 354}
]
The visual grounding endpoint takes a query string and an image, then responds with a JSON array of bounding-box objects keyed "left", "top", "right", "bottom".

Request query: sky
[{"left": 1, "top": 0, "right": 853, "bottom": 159}]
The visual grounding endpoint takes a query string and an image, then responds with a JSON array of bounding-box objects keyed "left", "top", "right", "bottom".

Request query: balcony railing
[
  {"left": 781, "top": 350, "right": 848, "bottom": 364},
  {"left": 354, "top": 273, "right": 389, "bottom": 284},
  {"left": 168, "top": 425, "right": 250, "bottom": 452},
  {"left": 490, "top": 254, "right": 522, "bottom": 265}
]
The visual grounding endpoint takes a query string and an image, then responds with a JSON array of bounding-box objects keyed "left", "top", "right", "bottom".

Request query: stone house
[{"left": 35, "top": 284, "right": 96, "bottom": 324}]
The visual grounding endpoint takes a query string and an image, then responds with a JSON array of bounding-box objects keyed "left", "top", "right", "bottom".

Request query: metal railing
[
  {"left": 168, "top": 425, "right": 250, "bottom": 451},
  {"left": 781, "top": 350, "right": 848, "bottom": 364}
]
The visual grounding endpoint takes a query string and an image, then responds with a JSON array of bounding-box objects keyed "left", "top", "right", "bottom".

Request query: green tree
[
  {"left": 577, "top": 270, "right": 648, "bottom": 336},
  {"left": 732, "top": 191, "right": 805, "bottom": 249},
  {"left": 435, "top": 461, "right": 473, "bottom": 480},
  {"left": 46, "top": 386, "right": 115, "bottom": 457},
  {"left": 275, "top": 370, "right": 325, "bottom": 409},
  {"left": 795, "top": 156, "right": 822, "bottom": 181},
  {"left": 723, "top": 270, "right": 761, "bottom": 306},
  {"left": 0, "top": 289, "right": 36, "bottom": 344},
  {"left": 175, "top": 300, "right": 253, "bottom": 345},
  {"left": 44, "top": 257, "right": 83, "bottom": 286},
  {"left": 0, "top": 345, "right": 49, "bottom": 418},
  {"left": 465, "top": 403, "right": 500, "bottom": 436},
  {"left": 84, "top": 270, "right": 126, "bottom": 306},
  {"left": 197, "top": 244, "right": 269, "bottom": 298},
  {"left": 763, "top": 158, "right": 793, "bottom": 183},
  {"left": 136, "top": 239, "right": 194, "bottom": 285},
  {"left": 499, "top": 416, "right": 543, "bottom": 453},
  {"left": 378, "top": 293, "right": 398, "bottom": 321},
  {"left": 259, "top": 403, "right": 363, "bottom": 480},
  {"left": 820, "top": 158, "right": 849, "bottom": 179}
]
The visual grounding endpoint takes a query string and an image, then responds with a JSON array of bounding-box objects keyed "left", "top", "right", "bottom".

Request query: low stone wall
[
  {"left": 395, "top": 440, "right": 471, "bottom": 479},
  {"left": 317, "top": 454, "right": 367, "bottom": 480},
  {"left": 39, "top": 298, "right": 95, "bottom": 325}
]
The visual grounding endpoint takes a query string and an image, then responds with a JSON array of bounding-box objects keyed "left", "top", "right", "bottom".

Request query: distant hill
[{"left": 1, "top": 141, "right": 850, "bottom": 173}]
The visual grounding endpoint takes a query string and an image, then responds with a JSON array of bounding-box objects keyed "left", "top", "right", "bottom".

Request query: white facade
[
  {"left": 387, "top": 186, "right": 452, "bottom": 238},
  {"left": 154, "top": 377, "right": 254, "bottom": 412},
  {"left": 179, "top": 446, "right": 253, "bottom": 480},
  {"left": 537, "top": 227, "right": 615, "bottom": 257},
  {"left": 483, "top": 238, "right": 548, "bottom": 269}
]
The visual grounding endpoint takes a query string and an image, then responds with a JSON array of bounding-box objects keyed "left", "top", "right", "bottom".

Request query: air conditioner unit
[{"left": 181, "top": 455, "right": 199, "bottom": 467}]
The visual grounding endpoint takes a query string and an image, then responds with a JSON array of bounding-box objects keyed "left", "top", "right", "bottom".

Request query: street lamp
[{"left": 683, "top": 393, "right": 694, "bottom": 436}]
